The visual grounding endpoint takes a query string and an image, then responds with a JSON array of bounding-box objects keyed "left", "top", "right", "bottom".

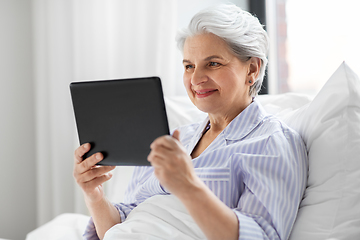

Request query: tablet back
[{"left": 70, "top": 77, "right": 169, "bottom": 166}]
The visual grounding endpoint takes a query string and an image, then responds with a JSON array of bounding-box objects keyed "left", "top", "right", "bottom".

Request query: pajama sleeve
[{"left": 232, "top": 130, "right": 308, "bottom": 240}]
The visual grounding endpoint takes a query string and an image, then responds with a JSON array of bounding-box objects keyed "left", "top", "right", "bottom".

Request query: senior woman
[{"left": 74, "top": 4, "right": 308, "bottom": 240}]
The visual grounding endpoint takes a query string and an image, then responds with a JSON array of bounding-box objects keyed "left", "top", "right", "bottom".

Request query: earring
[{"left": 249, "top": 80, "right": 252, "bottom": 84}]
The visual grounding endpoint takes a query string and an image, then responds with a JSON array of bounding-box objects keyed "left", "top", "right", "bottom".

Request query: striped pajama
[{"left": 84, "top": 98, "right": 308, "bottom": 240}]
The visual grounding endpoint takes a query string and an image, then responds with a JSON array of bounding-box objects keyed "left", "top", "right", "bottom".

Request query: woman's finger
[
  {"left": 150, "top": 135, "right": 178, "bottom": 151},
  {"left": 74, "top": 152, "right": 105, "bottom": 181},
  {"left": 77, "top": 165, "right": 115, "bottom": 185},
  {"left": 78, "top": 152, "right": 104, "bottom": 173},
  {"left": 149, "top": 141, "right": 174, "bottom": 158},
  {"left": 81, "top": 172, "right": 113, "bottom": 192},
  {"left": 74, "top": 143, "right": 91, "bottom": 163},
  {"left": 172, "top": 130, "right": 180, "bottom": 141}
]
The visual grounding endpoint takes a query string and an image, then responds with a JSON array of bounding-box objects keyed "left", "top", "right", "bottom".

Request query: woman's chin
[
  {"left": 187, "top": 93, "right": 220, "bottom": 114},
  {"left": 193, "top": 101, "right": 219, "bottom": 114}
]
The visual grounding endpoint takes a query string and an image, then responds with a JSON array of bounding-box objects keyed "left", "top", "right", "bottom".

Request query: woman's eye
[
  {"left": 209, "top": 62, "right": 220, "bottom": 67},
  {"left": 185, "top": 65, "right": 194, "bottom": 70}
]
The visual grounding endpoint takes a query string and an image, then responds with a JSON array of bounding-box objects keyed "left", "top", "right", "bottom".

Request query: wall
[
  {"left": 0, "top": 1, "right": 37, "bottom": 239},
  {"left": 0, "top": 1, "right": 249, "bottom": 239}
]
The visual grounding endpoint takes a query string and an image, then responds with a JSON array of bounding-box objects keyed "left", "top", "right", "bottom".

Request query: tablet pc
[{"left": 70, "top": 77, "right": 169, "bottom": 166}]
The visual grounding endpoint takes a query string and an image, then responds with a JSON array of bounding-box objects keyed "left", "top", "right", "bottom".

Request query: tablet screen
[{"left": 70, "top": 77, "right": 169, "bottom": 166}]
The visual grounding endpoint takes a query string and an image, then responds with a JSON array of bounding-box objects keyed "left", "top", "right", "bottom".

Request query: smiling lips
[{"left": 194, "top": 89, "right": 218, "bottom": 98}]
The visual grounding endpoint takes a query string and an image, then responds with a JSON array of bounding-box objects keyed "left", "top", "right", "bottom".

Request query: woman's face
[{"left": 182, "top": 33, "right": 254, "bottom": 117}]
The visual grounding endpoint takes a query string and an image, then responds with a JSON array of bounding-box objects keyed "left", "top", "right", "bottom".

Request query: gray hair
[{"left": 176, "top": 4, "right": 269, "bottom": 97}]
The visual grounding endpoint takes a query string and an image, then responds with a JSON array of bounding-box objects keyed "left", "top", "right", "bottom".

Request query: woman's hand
[
  {"left": 73, "top": 143, "right": 116, "bottom": 203},
  {"left": 148, "top": 130, "right": 201, "bottom": 197},
  {"left": 148, "top": 131, "right": 239, "bottom": 240}
]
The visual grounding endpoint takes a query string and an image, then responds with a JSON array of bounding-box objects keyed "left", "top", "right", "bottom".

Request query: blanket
[
  {"left": 104, "top": 195, "right": 207, "bottom": 240},
  {"left": 26, "top": 213, "right": 89, "bottom": 240}
]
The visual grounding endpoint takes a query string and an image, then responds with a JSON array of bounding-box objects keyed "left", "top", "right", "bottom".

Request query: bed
[{"left": 26, "top": 62, "right": 360, "bottom": 239}]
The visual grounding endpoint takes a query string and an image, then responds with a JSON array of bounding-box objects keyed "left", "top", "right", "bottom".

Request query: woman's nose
[{"left": 191, "top": 68, "right": 208, "bottom": 86}]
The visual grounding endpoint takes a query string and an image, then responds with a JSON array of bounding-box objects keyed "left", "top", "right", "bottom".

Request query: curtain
[{"left": 32, "top": 0, "right": 178, "bottom": 226}]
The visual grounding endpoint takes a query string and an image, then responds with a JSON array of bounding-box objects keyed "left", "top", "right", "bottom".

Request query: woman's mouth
[{"left": 194, "top": 89, "right": 218, "bottom": 98}]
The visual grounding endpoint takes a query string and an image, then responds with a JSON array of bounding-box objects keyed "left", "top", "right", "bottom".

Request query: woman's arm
[
  {"left": 73, "top": 143, "right": 120, "bottom": 240},
  {"left": 178, "top": 177, "right": 239, "bottom": 240},
  {"left": 148, "top": 130, "right": 239, "bottom": 240},
  {"left": 85, "top": 197, "right": 120, "bottom": 240}
]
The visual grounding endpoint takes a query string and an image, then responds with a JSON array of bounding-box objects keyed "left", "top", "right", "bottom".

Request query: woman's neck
[{"left": 207, "top": 97, "right": 253, "bottom": 133}]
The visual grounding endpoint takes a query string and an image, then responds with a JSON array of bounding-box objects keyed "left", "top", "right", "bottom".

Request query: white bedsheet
[
  {"left": 104, "top": 195, "right": 206, "bottom": 240},
  {"left": 26, "top": 213, "right": 89, "bottom": 240}
]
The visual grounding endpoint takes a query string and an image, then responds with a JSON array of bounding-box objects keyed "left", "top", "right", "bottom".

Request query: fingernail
[{"left": 96, "top": 153, "right": 102, "bottom": 160}]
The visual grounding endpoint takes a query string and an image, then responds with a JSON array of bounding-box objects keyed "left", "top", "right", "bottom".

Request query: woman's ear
[{"left": 246, "top": 57, "right": 261, "bottom": 86}]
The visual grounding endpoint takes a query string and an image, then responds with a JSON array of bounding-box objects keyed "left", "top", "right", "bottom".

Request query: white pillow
[{"left": 271, "top": 62, "right": 360, "bottom": 240}]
